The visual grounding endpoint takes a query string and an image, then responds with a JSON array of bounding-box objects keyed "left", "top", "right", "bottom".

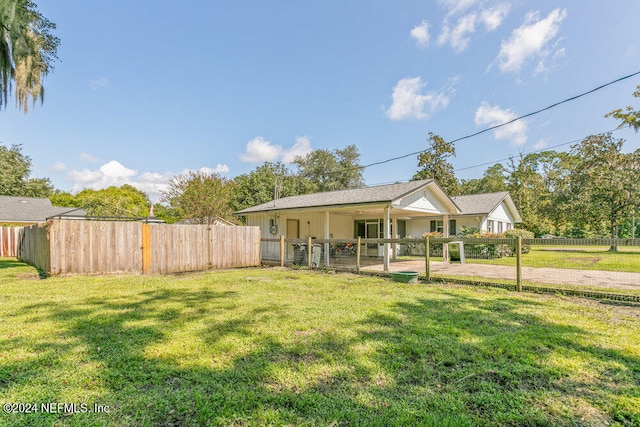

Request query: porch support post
[
  {"left": 392, "top": 216, "right": 398, "bottom": 261},
  {"left": 443, "top": 214, "right": 449, "bottom": 263},
  {"left": 324, "top": 211, "right": 330, "bottom": 267},
  {"left": 383, "top": 205, "right": 391, "bottom": 272}
]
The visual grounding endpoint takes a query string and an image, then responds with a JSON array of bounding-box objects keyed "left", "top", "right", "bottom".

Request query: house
[
  {"left": 449, "top": 192, "right": 522, "bottom": 235},
  {"left": 0, "top": 195, "right": 86, "bottom": 225},
  {"left": 235, "top": 179, "right": 522, "bottom": 269}
]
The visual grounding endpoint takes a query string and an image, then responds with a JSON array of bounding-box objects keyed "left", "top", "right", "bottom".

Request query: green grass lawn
[
  {"left": 1, "top": 258, "right": 639, "bottom": 426},
  {"left": 467, "top": 246, "right": 640, "bottom": 273}
]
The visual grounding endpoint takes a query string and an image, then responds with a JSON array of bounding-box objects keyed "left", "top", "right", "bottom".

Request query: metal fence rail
[{"left": 261, "top": 236, "right": 640, "bottom": 302}]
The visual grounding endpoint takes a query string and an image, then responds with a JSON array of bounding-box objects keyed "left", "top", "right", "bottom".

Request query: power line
[
  {"left": 354, "top": 70, "right": 640, "bottom": 173},
  {"left": 364, "top": 125, "right": 631, "bottom": 187}
]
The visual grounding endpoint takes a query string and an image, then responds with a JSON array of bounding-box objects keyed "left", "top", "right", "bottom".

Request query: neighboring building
[
  {"left": 0, "top": 195, "right": 86, "bottom": 225},
  {"left": 235, "top": 179, "right": 522, "bottom": 268}
]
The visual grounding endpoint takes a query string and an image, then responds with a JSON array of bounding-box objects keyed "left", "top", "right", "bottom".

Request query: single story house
[
  {"left": 0, "top": 195, "right": 86, "bottom": 226},
  {"left": 235, "top": 179, "right": 522, "bottom": 269}
]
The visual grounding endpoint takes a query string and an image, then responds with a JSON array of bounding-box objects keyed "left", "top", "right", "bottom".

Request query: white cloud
[
  {"left": 438, "top": 0, "right": 479, "bottom": 16},
  {"left": 474, "top": 102, "right": 528, "bottom": 146},
  {"left": 50, "top": 162, "right": 67, "bottom": 172},
  {"left": 410, "top": 21, "right": 430, "bottom": 47},
  {"left": 89, "top": 78, "right": 109, "bottom": 90},
  {"left": 496, "top": 8, "right": 567, "bottom": 74},
  {"left": 282, "top": 136, "right": 313, "bottom": 163},
  {"left": 65, "top": 160, "right": 230, "bottom": 202},
  {"left": 80, "top": 152, "right": 100, "bottom": 163},
  {"left": 240, "top": 137, "right": 282, "bottom": 163},
  {"left": 240, "top": 136, "right": 314, "bottom": 164},
  {"left": 438, "top": 13, "right": 477, "bottom": 53},
  {"left": 480, "top": 3, "right": 510, "bottom": 31},
  {"left": 437, "top": 2, "right": 509, "bottom": 52},
  {"left": 533, "top": 139, "right": 548, "bottom": 149},
  {"left": 385, "top": 77, "right": 450, "bottom": 121}
]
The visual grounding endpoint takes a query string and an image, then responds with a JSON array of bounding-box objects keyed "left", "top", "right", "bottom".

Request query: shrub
[{"left": 505, "top": 229, "right": 534, "bottom": 254}]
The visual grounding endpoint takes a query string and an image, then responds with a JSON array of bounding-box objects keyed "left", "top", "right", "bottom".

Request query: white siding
[{"left": 395, "top": 190, "right": 449, "bottom": 213}]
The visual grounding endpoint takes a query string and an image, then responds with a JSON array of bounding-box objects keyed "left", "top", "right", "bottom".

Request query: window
[
  {"left": 506, "top": 223, "right": 512, "bottom": 230},
  {"left": 449, "top": 219, "right": 456, "bottom": 236},
  {"left": 498, "top": 222, "right": 503, "bottom": 234},
  {"left": 430, "top": 219, "right": 456, "bottom": 235},
  {"left": 487, "top": 220, "right": 494, "bottom": 233}
]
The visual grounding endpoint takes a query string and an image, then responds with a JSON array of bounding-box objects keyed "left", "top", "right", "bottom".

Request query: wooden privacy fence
[
  {"left": 19, "top": 219, "right": 261, "bottom": 275},
  {"left": 0, "top": 226, "right": 23, "bottom": 257}
]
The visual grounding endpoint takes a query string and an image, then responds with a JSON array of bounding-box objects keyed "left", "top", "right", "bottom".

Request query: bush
[{"left": 504, "top": 229, "right": 534, "bottom": 254}]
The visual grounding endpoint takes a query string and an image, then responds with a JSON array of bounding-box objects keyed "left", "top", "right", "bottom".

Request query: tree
[
  {"left": 1, "top": 0, "right": 59, "bottom": 112},
  {"left": 161, "top": 171, "right": 235, "bottom": 225},
  {"left": 230, "top": 162, "right": 313, "bottom": 213},
  {"left": 566, "top": 134, "right": 640, "bottom": 249},
  {"left": 413, "top": 133, "right": 458, "bottom": 195},
  {"left": 0, "top": 142, "right": 53, "bottom": 196},
  {"left": 458, "top": 164, "right": 507, "bottom": 195},
  {"left": 293, "top": 145, "right": 364, "bottom": 193},
  {"left": 72, "top": 185, "right": 151, "bottom": 217},
  {"left": 606, "top": 84, "right": 640, "bottom": 132}
]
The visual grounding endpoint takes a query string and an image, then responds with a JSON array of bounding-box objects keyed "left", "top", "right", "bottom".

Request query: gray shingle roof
[
  {"left": 0, "top": 196, "right": 86, "bottom": 223},
  {"left": 451, "top": 192, "right": 509, "bottom": 215},
  {"left": 236, "top": 179, "right": 440, "bottom": 214}
]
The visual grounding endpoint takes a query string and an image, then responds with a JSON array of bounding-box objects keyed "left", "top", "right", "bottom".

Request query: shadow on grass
[{"left": 2, "top": 282, "right": 639, "bottom": 426}]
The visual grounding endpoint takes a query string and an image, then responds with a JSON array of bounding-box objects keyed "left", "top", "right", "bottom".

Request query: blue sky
[{"left": 2, "top": 0, "right": 639, "bottom": 201}]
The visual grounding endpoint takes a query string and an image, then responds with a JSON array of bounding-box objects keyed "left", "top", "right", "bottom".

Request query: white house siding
[
  {"left": 246, "top": 211, "right": 356, "bottom": 260},
  {"left": 486, "top": 202, "right": 516, "bottom": 234},
  {"left": 396, "top": 189, "right": 449, "bottom": 214}
]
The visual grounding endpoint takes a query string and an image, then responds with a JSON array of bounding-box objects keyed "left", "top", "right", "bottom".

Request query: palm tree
[{"left": 1, "top": 0, "right": 59, "bottom": 112}]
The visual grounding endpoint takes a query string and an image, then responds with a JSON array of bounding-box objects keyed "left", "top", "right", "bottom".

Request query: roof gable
[
  {"left": 451, "top": 192, "right": 522, "bottom": 222},
  {"left": 236, "top": 179, "right": 458, "bottom": 214}
]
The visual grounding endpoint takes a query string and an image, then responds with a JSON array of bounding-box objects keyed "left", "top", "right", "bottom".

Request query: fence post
[
  {"left": 356, "top": 236, "right": 361, "bottom": 274},
  {"left": 280, "top": 235, "right": 285, "bottom": 267},
  {"left": 425, "top": 236, "right": 430, "bottom": 281},
  {"left": 142, "top": 223, "right": 151, "bottom": 274},
  {"left": 307, "top": 236, "right": 312, "bottom": 269},
  {"left": 516, "top": 237, "right": 522, "bottom": 292}
]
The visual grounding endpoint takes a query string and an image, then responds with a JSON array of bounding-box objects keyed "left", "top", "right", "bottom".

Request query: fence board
[
  {"left": 0, "top": 226, "right": 22, "bottom": 257},
  {"left": 18, "top": 223, "right": 51, "bottom": 273},
  {"left": 17, "top": 220, "right": 259, "bottom": 275}
]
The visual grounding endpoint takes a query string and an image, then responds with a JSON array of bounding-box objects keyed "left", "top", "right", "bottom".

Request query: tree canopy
[
  {"left": 230, "top": 162, "right": 313, "bottom": 213},
  {"left": 606, "top": 84, "right": 640, "bottom": 132},
  {"left": 1, "top": 0, "right": 59, "bottom": 112},
  {"left": 0, "top": 143, "right": 52, "bottom": 196},
  {"left": 161, "top": 171, "right": 236, "bottom": 225},
  {"left": 413, "top": 133, "right": 458, "bottom": 195},
  {"left": 293, "top": 145, "right": 364, "bottom": 193},
  {"left": 51, "top": 185, "right": 151, "bottom": 218}
]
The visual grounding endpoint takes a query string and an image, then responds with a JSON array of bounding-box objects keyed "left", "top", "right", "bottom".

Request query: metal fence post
[
  {"left": 425, "top": 236, "right": 430, "bottom": 281},
  {"left": 280, "top": 235, "right": 285, "bottom": 267},
  {"left": 356, "top": 236, "right": 361, "bottom": 274},
  {"left": 516, "top": 237, "right": 522, "bottom": 292}
]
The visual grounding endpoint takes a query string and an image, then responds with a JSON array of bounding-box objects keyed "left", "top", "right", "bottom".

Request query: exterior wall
[
  {"left": 485, "top": 202, "right": 516, "bottom": 234},
  {"left": 396, "top": 189, "right": 449, "bottom": 213},
  {"left": 246, "top": 211, "right": 355, "bottom": 260}
]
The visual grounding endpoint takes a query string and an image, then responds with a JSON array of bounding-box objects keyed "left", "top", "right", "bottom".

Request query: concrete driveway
[{"left": 362, "top": 259, "right": 640, "bottom": 291}]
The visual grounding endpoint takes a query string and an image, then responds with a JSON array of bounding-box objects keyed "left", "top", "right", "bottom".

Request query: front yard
[{"left": 1, "top": 258, "right": 639, "bottom": 426}]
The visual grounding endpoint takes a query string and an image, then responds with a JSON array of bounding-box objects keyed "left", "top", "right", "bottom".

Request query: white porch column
[
  {"left": 324, "top": 211, "right": 330, "bottom": 267},
  {"left": 392, "top": 216, "right": 398, "bottom": 261},
  {"left": 383, "top": 205, "right": 391, "bottom": 271},
  {"left": 443, "top": 214, "right": 449, "bottom": 263}
]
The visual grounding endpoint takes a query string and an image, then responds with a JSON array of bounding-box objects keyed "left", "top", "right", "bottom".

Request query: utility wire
[
  {"left": 348, "top": 71, "right": 640, "bottom": 174},
  {"left": 363, "top": 125, "right": 631, "bottom": 187}
]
